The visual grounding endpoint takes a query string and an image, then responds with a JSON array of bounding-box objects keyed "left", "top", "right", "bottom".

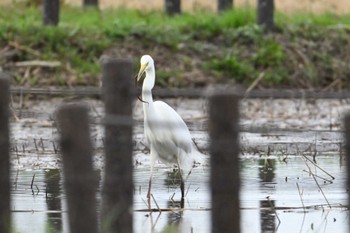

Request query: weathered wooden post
[
  {"left": 165, "top": 0, "right": 181, "bottom": 15},
  {"left": 257, "top": 0, "right": 274, "bottom": 32},
  {"left": 84, "top": 0, "right": 99, "bottom": 8},
  {"left": 43, "top": 0, "right": 60, "bottom": 26},
  {"left": 218, "top": 0, "right": 233, "bottom": 12},
  {"left": 0, "top": 74, "right": 11, "bottom": 233},
  {"left": 209, "top": 91, "right": 240, "bottom": 233},
  {"left": 100, "top": 59, "right": 133, "bottom": 233},
  {"left": 344, "top": 113, "right": 350, "bottom": 226},
  {"left": 57, "top": 103, "right": 98, "bottom": 233}
]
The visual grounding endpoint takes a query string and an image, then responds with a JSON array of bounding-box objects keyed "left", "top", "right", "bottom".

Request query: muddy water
[{"left": 9, "top": 98, "right": 350, "bottom": 232}]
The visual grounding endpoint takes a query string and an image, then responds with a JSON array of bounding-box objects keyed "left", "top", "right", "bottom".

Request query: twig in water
[
  {"left": 34, "top": 138, "right": 38, "bottom": 152},
  {"left": 40, "top": 138, "right": 45, "bottom": 151},
  {"left": 35, "top": 184, "right": 40, "bottom": 195},
  {"left": 170, "top": 192, "right": 176, "bottom": 203},
  {"left": 311, "top": 173, "right": 331, "bottom": 208},
  {"left": 302, "top": 154, "right": 335, "bottom": 180},
  {"left": 266, "top": 196, "right": 281, "bottom": 224},
  {"left": 313, "top": 133, "right": 317, "bottom": 163},
  {"left": 151, "top": 211, "right": 162, "bottom": 231},
  {"left": 151, "top": 194, "right": 161, "bottom": 212},
  {"left": 30, "top": 173, "right": 36, "bottom": 190},
  {"left": 141, "top": 198, "right": 149, "bottom": 209},
  {"left": 302, "top": 170, "right": 333, "bottom": 183},
  {"left": 15, "top": 146, "right": 19, "bottom": 163},
  {"left": 13, "top": 170, "right": 19, "bottom": 190},
  {"left": 185, "top": 183, "right": 191, "bottom": 197},
  {"left": 52, "top": 141, "right": 58, "bottom": 154},
  {"left": 296, "top": 183, "right": 305, "bottom": 211}
]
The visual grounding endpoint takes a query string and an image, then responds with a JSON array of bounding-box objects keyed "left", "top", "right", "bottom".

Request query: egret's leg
[
  {"left": 147, "top": 165, "right": 154, "bottom": 209},
  {"left": 178, "top": 165, "right": 185, "bottom": 209},
  {"left": 147, "top": 177, "right": 152, "bottom": 209},
  {"left": 147, "top": 154, "right": 156, "bottom": 199},
  {"left": 176, "top": 160, "right": 185, "bottom": 200},
  {"left": 180, "top": 175, "right": 185, "bottom": 198},
  {"left": 147, "top": 177, "right": 152, "bottom": 199}
]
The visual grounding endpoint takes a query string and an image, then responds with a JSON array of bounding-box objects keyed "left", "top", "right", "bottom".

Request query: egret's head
[{"left": 136, "top": 55, "right": 154, "bottom": 82}]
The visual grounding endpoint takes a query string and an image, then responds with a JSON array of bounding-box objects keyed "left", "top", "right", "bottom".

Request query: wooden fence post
[
  {"left": 344, "top": 113, "right": 350, "bottom": 225},
  {"left": 257, "top": 0, "right": 274, "bottom": 32},
  {"left": 218, "top": 0, "right": 233, "bottom": 12},
  {"left": 84, "top": 0, "right": 99, "bottom": 8},
  {"left": 209, "top": 92, "right": 240, "bottom": 233},
  {"left": 100, "top": 59, "right": 133, "bottom": 233},
  {"left": 43, "top": 0, "right": 60, "bottom": 26},
  {"left": 57, "top": 103, "right": 98, "bottom": 233},
  {"left": 0, "top": 74, "right": 10, "bottom": 233},
  {"left": 165, "top": 0, "right": 181, "bottom": 15}
]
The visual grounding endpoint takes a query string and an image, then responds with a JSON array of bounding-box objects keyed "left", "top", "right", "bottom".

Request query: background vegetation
[{"left": 0, "top": 4, "right": 350, "bottom": 89}]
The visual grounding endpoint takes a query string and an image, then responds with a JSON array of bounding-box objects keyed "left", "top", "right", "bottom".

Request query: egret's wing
[{"left": 153, "top": 101, "right": 192, "bottom": 153}]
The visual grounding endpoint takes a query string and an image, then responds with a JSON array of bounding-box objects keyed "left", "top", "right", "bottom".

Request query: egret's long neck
[{"left": 142, "top": 66, "right": 155, "bottom": 105}]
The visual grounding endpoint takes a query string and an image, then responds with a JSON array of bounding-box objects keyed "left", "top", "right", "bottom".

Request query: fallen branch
[
  {"left": 14, "top": 60, "right": 61, "bottom": 68},
  {"left": 8, "top": 41, "right": 41, "bottom": 57}
]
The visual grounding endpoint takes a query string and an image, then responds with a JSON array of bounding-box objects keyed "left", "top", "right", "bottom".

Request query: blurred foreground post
[
  {"left": 209, "top": 92, "right": 240, "bottom": 233},
  {"left": 101, "top": 59, "right": 133, "bottom": 233},
  {"left": 218, "top": 0, "right": 233, "bottom": 12},
  {"left": 165, "top": 0, "right": 181, "bottom": 15},
  {"left": 344, "top": 113, "right": 350, "bottom": 223},
  {"left": 84, "top": 0, "right": 99, "bottom": 7},
  {"left": 0, "top": 74, "right": 10, "bottom": 233},
  {"left": 257, "top": 0, "right": 274, "bottom": 32},
  {"left": 57, "top": 104, "right": 98, "bottom": 233},
  {"left": 43, "top": 0, "right": 60, "bottom": 26}
]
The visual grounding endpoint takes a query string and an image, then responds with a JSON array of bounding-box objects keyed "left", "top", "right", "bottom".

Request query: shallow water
[
  {"left": 11, "top": 154, "right": 348, "bottom": 233},
  {"left": 8, "top": 98, "right": 350, "bottom": 232}
]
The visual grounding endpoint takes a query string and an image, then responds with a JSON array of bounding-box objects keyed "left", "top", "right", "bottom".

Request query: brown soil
[{"left": 2, "top": 0, "right": 350, "bottom": 14}]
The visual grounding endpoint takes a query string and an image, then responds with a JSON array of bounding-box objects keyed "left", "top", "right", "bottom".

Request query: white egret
[{"left": 136, "top": 55, "right": 204, "bottom": 201}]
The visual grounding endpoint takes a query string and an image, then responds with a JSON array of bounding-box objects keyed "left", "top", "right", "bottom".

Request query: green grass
[{"left": 1, "top": 4, "right": 350, "bottom": 88}]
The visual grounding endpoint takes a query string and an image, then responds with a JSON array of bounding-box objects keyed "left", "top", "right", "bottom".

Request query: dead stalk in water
[
  {"left": 303, "top": 161, "right": 331, "bottom": 208},
  {"left": 302, "top": 154, "right": 335, "bottom": 180},
  {"left": 302, "top": 170, "right": 333, "bottom": 183},
  {"left": 34, "top": 138, "right": 38, "bottom": 152},
  {"left": 35, "top": 184, "right": 40, "bottom": 195},
  {"left": 30, "top": 173, "right": 35, "bottom": 190},
  {"left": 52, "top": 141, "right": 58, "bottom": 154},
  {"left": 40, "top": 138, "right": 45, "bottom": 151},
  {"left": 151, "top": 194, "right": 161, "bottom": 212},
  {"left": 266, "top": 196, "right": 281, "bottom": 224},
  {"left": 141, "top": 198, "right": 149, "bottom": 209},
  {"left": 170, "top": 192, "right": 176, "bottom": 202},
  {"left": 185, "top": 183, "right": 191, "bottom": 197},
  {"left": 296, "top": 183, "right": 305, "bottom": 211},
  {"left": 311, "top": 173, "right": 331, "bottom": 208}
]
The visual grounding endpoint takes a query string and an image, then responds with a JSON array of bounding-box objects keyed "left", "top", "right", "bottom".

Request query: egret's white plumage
[{"left": 136, "top": 55, "right": 203, "bottom": 200}]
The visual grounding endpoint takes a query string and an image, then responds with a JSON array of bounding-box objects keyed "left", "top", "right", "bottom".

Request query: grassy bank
[{"left": 0, "top": 5, "right": 350, "bottom": 89}]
